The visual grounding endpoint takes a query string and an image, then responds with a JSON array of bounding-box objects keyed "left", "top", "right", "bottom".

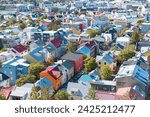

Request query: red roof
[
  {"left": 96, "top": 91, "right": 121, "bottom": 100},
  {"left": 50, "top": 37, "right": 62, "bottom": 48},
  {"left": 1, "top": 87, "right": 13, "bottom": 99},
  {"left": 80, "top": 41, "right": 95, "bottom": 49},
  {"left": 44, "top": 66, "right": 62, "bottom": 80},
  {"left": 12, "top": 44, "right": 28, "bottom": 53}
]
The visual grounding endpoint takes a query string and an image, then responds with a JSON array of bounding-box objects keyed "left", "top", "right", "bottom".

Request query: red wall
[{"left": 70, "top": 56, "right": 84, "bottom": 74}]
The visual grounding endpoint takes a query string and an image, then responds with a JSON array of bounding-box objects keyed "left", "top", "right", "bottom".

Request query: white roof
[
  {"left": 10, "top": 58, "right": 30, "bottom": 67},
  {"left": 10, "top": 83, "right": 33, "bottom": 98},
  {"left": 116, "top": 65, "right": 149, "bottom": 81},
  {"left": 116, "top": 36, "right": 130, "bottom": 42},
  {"left": 67, "top": 82, "right": 91, "bottom": 97}
]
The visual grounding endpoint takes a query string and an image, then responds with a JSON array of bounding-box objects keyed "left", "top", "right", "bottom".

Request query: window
[
  {"left": 104, "top": 62, "right": 106, "bottom": 65},
  {"left": 99, "top": 62, "right": 101, "bottom": 65}
]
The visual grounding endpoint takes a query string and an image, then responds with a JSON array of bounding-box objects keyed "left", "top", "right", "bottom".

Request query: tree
[
  {"left": 16, "top": 75, "right": 37, "bottom": 87},
  {"left": 86, "top": 29, "right": 101, "bottom": 38},
  {"left": 0, "top": 94, "right": 6, "bottom": 100},
  {"left": 137, "top": 19, "right": 145, "bottom": 26},
  {"left": 7, "top": 18, "right": 16, "bottom": 25},
  {"left": 0, "top": 47, "right": 7, "bottom": 52},
  {"left": 52, "top": 23, "right": 59, "bottom": 31},
  {"left": 117, "top": 49, "right": 135, "bottom": 64},
  {"left": 19, "top": 22, "right": 26, "bottom": 29},
  {"left": 28, "top": 63, "right": 45, "bottom": 80},
  {"left": 85, "top": 87, "right": 98, "bottom": 100},
  {"left": 30, "top": 86, "right": 41, "bottom": 100},
  {"left": 55, "top": 90, "right": 70, "bottom": 100},
  {"left": 40, "top": 87, "right": 52, "bottom": 100},
  {"left": 0, "top": 15, "right": 4, "bottom": 19},
  {"left": 100, "top": 65, "right": 112, "bottom": 80},
  {"left": 131, "top": 30, "right": 143, "bottom": 44},
  {"left": 67, "top": 42, "right": 76, "bottom": 52},
  {"left": 84, "top": 57, "right": 97, "bottom": 74},
  {"left": 119, "top": 28, "right": 128, "bottom": 36}
]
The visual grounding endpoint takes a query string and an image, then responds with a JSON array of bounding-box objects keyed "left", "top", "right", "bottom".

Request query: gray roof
[
  {"left": 61, "top": 52, "right": 83, "bottom": 61},
  {"left": 67, "top": 82, "right": 91, "bottom": 98},
  {"left": 62, "top": 60, "right": 74, "bottom": 70}
]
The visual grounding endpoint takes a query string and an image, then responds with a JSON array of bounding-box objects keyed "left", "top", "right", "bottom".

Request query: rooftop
[
  {"left": 61, "top": 52, "right": 83, "bottom": 61},
  {"left": 12, "top": 44, "right": 28, "bottom": 53}
]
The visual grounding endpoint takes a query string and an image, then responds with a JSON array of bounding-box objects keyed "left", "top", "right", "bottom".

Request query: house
[
  {"left": 35, "top": 77, "right": 53, "bottom": 89},
  {"left": 76, "top": 46, "right": 91, "bottom": 57},
  {"left": 116, "top": 87, "right": 131, "bottom": 100},
  {"left": 129, "top": 85, "right": 146, "bottom": 100},
  {"left": 15, "top": 4, "right": 28, "bottom": 12},
  {"left": 0, "top": 35, "right": 21, "bottom": 48},
  {"left": 80, "top": 41, "right": 98, "bottom": 57},
  {"left": 61, "top": 52, "right": 84, "bottom": 74},
  {"left": 55, "top": 60, "right": 74, "bottom": 82},
  {"left": 96, "top": 51, "right": 117, "bottom": 71},
  {"left": 1, "top": 58, "right": 30, "bottom": 85},
  {"left": 122, "top": 55, "right": 149, "bottom": 71},
  {"left": 140, "top": 47, "right": 150, "bottom": 54},
  {"left": 79, "top": 33, "right": 90, "bottom": 42},
  {"left": 91, "top": 15, "right": 109, "bottom": 31},
  {"left": 67, "top": 82, "right": 91, "bottom": 100},
  {"left": 115, "top": 43, "right": 125, "bottom": 50},
  {"left": 23, "top": 47, "right": 49, "bottom": 63},
  {"left": 114, "top": 64, "right": 150, "bottom": 97},
  {"left": 88, "top": 68, "right": 101, "bottom": 79},
  {"left": 141, "top": 23, "right": 150, "bottom": 33},
  {"left": 48, "top": 37, "right": 66, "bottom": 58},
  {"left": 0, "top": 51, "right": 13, "bottom": 63},
  {"left": 0, "top": 86, "right": 13, "bottom": 100},
  {"left": 44, "top": 43, "right": 56, "bottom": 58},
  {"left": 67, "top": 34, "right": 80, "bottom": 43},
  {"left": 9, "top": 83, "right": 34, "bottom": 100},
  {"left": 39, "top": 1, "right": 53, "bottom": 10},
  {"left": 78, "top": 75, "right": 99, "bottom": 85},
  {"left": 19, "top": 27, "right": 39, "bottom": 43},
  {"left": 90, "top": 80, "right": 117, "bottom": 93},
  {"left": 29, "top": 40, "right": 44, "bottom": 51},
  {"left": 113, "top": 19, "right": 127, "bottom": 28},
  {"left": 136, "top": 37, "right": 150, "bottom": 51},
  {"left": 61, "top": 60, "right": 74, "bottom": 80},
  {"left": 9, "top": 44, "right": 28, "bottom": 57},
  {"left": 96, "top": 91, "right": 121, "bottom": 100},
  {"left": 116, "top": 36, "right": 130, "bottom": 46},
  {"left": 101, "top": 33, "right": 112, "bottom": 44},
  {"left": 40, "top": 66, "right": 62, "bottom": 90}
]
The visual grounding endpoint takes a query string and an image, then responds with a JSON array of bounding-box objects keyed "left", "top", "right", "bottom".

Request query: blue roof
[
  {"left": 76, "top": 46, "right": 90, "bottom": 55},
  {"left": 78, "top": 75, "right": 96, "bottom": 83},
  {"left": 36, "top": 78, "right": 53, "bottom": 88},
  {"left": 133, "top": 65, "right": 149, "bottom": 86},
  {"left": 29, "top": 47, "right": 44, "bottom": 62},
  {"left": 103, "top": 52, "right": 115, "bottom": 64},
  {"left": 35, "top": 40, "right": 44, "bottom": 47},
  {"left": 62, "top": 60, "right": 74, "bottom": 70}
]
